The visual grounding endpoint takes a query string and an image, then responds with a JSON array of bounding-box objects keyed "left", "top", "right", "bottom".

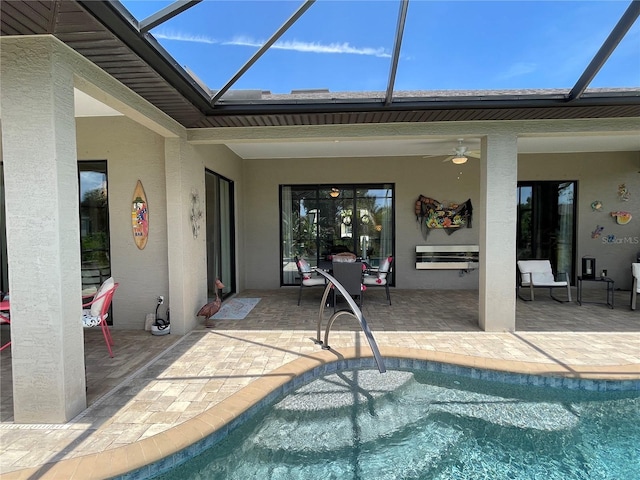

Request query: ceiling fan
[{"left": 424, "top": 138, "right": 480, "bottom": 164}]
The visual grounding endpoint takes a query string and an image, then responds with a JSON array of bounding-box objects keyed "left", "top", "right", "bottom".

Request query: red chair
[
  {"left": 0, "top": 295, "right": 10, "bottom": 352},
  {"left": 82, "top": 279, "right": 119, "bottom": 357}
]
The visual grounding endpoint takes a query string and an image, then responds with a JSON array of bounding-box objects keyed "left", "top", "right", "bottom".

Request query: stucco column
[
  {"left": 478, "top": 134, "right": 518, "bottom": 331},
  {"left": 1, "top": 37, "right": 86, "bottom": 422},
  {"left": 165, "top": 138, "right": 207, "bottom": 335}
]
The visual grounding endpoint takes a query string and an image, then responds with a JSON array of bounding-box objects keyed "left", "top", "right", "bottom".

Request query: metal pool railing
[{"left": 313, "top": 268, "right": 386, "bottom": 374}]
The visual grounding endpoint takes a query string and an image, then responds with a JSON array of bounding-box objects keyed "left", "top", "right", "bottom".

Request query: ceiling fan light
[{"left": 451, "top": 155, "right": 468, "bottom": 165}]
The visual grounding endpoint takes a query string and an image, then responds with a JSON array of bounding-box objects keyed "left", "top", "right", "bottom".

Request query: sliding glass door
[
  {"left": 517, "top": 181, "right": 576, "bottom": 281},
  {"left": 205, "top": 170, "right": 235, "bottom": 299},
  {"left": 281, "top": 184, "right": 394, "bottom": 286}
]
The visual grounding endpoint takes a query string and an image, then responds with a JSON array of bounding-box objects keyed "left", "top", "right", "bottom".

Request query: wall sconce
[{"left": 330, "top": 188, "right": 340, "bottom": 198}]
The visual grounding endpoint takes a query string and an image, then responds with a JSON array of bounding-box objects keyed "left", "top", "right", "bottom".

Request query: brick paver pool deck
[{"left": 1, "top": 288, "right": 638, "bottom": 478}]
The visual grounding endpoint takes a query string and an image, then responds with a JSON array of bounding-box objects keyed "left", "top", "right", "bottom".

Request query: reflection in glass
[
  {"left": 281, "top": 184, "right": 394, "bottom": 285},
  {"left": 517, "top": 181, "right": 576, "bottom": 282},
  {"left": 78, "top": 161, "right": 111, "bottom": 291},
  {"left": 206, "top": 170, "right": 235, "bottom": 299}
]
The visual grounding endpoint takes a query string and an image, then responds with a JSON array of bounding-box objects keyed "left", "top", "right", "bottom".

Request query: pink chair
[
  {"left": 82, "top": 278, "right": 119, "bottom": 357},
  {"left": 0, "top": 295, "right": 10, "bottom": 352}
]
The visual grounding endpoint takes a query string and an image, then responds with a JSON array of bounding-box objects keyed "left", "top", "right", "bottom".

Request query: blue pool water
[{"left": 149, "top": 366, "right": 640, "bottom": 480}]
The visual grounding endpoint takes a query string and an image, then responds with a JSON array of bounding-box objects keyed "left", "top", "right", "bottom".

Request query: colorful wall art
[
  {"left": 611, "top": 211, "right": 632, "bottom": 225},
  {"left": 617, "top": 183, "right": 630, "bottom": 202},
  {"left": 131, "top": 180, "right": 149, "bottom": 249},
  {"left": 415, "top": 195, "right": 473, "bottom": 236}
]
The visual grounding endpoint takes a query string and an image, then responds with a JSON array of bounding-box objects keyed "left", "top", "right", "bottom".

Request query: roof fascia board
[
  {"left": 201, "top": 94, "right": 640, "bottom": 116},
  {"left": 568, "top": 0, "right": 640, "bottom": 101}
]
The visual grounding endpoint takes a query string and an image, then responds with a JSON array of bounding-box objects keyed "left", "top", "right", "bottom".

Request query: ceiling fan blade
[
  {"left": 422, "top": 154, "right": 446, "bottom": 159},
  {"left": 441, "top": 155, "right": 455, "bottom": 163},
  {"left": 467, "top": 151, "right": 481, "bottom": 159}
]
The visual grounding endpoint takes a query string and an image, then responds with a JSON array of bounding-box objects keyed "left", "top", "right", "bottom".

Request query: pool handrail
[{"left": 314, "top": 268, "right": 386, "bottom": 373}]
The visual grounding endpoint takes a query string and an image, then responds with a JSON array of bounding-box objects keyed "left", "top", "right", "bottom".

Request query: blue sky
[{"left": 120, "top": 1, "right": 640, "bottom": 94}]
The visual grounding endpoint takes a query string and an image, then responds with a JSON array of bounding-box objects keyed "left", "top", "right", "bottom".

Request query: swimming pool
[{"left": 144, "top": 360, "right": 639, "bottom": 480}]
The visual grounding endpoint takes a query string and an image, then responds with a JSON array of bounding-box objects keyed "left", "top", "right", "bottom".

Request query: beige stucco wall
[
  {"left": 242, "top": 155, "right": 482, "bottom": 290},
  {"left": 76, "top": 119, "right": 235, "bottom": 332},
  {"left": 1, "top": 36, "right": 89, "bottom": 421},
  {"left": 242, "top": 150, "right": 639, "bottom": 291},
  {"left": 519, "top": 151, "right": 640, "bottom": 290},
  {"left": 193, "top": 144, "right": 245, "bottom": 290},
  {"left": 76, "top": 116, "right": 169, "bottom": 329}
]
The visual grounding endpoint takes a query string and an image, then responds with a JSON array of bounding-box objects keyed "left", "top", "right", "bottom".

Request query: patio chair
[
  {"left": 631, "top": 263, "right": 640, "bottom": 310},
  {"left": 517, "top": 260, "right": 571, "bottom": 302},
  {"left": 363, "top": 256, "right": 393, "bottom": 305},
  {"left": 0, "top": 292, "right": 10, "bottom": 352},
  {"left": 295, "top": 256, "right": 326, "bottom": 305},
  {"left": 332, "top": 261, "right": 364, "bottom": 310},
  {"left": 82, "top": 277, "right": 119, "bottom": 357}
]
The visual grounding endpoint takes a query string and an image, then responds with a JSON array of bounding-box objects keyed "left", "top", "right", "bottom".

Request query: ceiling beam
[{"left": 568, "top": 0, "right": 640, "bottom": 101}]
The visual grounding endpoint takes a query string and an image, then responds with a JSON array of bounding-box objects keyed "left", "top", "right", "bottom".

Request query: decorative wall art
[
  {"left": 131, "top": 180, "right": 148, "bottom": 250},
  {"left": 591, "top": 225, "right": 604, "bottom": 239},
  {"left": 590, "top": 200, "right": 603, "bottom": 211},
  {"left": 611, "top": 211, "right": 632, "bottom": 225},
  {"left": 190, "top": 189, "right": 203, "bottom": 239},
  {"left": 617, "top": 183, "right": 630, "bottom": 202},
  {"left": 415, "top": 195, "right": 473, "bottom": 237}
]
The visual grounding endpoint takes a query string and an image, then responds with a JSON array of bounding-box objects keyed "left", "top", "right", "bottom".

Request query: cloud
[
  {"left": 497, "top": 62, "right": 538, "bottom": 80},
  {"left": 155, "top": 30, "right": 390, "bottom": 58},
  {"left": 154, "top": 31, "right": 218, "bottom": 44},
  {"left": 228, "top": 37, "right": 390, "bottom": 57}
]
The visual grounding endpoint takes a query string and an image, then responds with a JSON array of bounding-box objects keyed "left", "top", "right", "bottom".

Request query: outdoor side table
[{"left": 577, "top": 276, "right": 614, "bottom": 309}]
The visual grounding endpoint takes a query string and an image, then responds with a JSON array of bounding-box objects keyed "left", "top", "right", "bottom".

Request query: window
[
  {"left": 281, "top": 184, "right": 394, "bottom": 286},
  {"left": 78, "top": 161, "right": 111, "bottom": 291},
  {"left": 1, "top": 162, "right": 113, "bottom": 297},
  {"left": 517, "top": 181, "right": 576, "bottom": 282}
]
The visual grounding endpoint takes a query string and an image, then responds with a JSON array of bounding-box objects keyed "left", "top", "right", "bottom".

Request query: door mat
[{"left": 211, "top": 298, "right": 261, "bottom": 320}]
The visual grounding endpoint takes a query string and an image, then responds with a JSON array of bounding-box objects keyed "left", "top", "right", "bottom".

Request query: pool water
[{"left": 153, "top": 369, "right": 639, "bottom": 480}]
